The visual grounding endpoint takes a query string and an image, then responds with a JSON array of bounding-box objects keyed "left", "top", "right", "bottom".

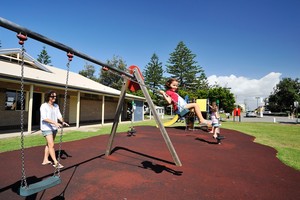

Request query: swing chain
[
  {"left": 18, "top": 32, "right": 28, "bottom": 188},
  {"left": 54, "top": 52, "right": 72, "bottom": 176}
]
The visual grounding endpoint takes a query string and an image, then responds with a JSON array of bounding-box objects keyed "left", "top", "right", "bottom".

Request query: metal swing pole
[
  {"left": 105, "top": 79, "right": 129, "bottom": 156},
  {"left": 133, "top": 69, "right": 182, "bottom": 166},
  {"left": 105, "top": 68, "right": 182, "bottom": 166},
  {"left": 0, "top": 17, "right": 134, "bottom": 80}
]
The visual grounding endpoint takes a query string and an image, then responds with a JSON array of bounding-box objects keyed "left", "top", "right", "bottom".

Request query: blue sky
[{"left": 1, "top": 0, "right": 299, "bottom": 110}]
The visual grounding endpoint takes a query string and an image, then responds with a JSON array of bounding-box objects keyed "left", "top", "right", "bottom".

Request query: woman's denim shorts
[{"left": 42, "top": 129, "right": 58, "bottom": 137}]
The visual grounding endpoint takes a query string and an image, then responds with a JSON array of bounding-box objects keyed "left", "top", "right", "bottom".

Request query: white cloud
[{"left": 207, "top": 72, "right": 281, "bottom": 110}]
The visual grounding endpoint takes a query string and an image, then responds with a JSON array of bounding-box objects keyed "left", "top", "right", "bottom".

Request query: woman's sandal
[
  {"left": 42, "top": 161, "right": 52, "bottom": 165},
  {"left": 53, "top": 163, "right": 64, "bottom": 169}
]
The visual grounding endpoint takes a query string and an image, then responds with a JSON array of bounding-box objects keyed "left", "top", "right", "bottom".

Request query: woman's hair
[
  {"left": 45, "top": 90, "right": 56, "bottom": 102},
  {"left": 165, "top": 78, "right": 178, "bottom": 89}
]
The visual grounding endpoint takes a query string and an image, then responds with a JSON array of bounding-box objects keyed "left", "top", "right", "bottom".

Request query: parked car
[
  {"left": 263, "top": 110, "right": 272, "bottom": 115},
  {"left": 246, "top": 111, "right": 257, "bottom": 117}
]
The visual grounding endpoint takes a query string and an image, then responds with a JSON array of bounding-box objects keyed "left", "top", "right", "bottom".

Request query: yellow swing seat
[{"left": 163, "top": 109, "right": 190, "bottom": 127}]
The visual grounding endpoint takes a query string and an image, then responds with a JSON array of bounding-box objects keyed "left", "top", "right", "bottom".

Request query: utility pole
[
  {"left": 255, "top": 97, "right": 260, "bottom": 108},
  {"left": 294, "top": 101, "right": 299, "bottom": 123}
]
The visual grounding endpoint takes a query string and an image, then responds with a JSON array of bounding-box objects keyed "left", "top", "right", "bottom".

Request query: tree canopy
[
  {"left": 208, "top": 86, "right": 235, "bottom": 113},
  {"left": 267, "top": 78, "right": 300, "bottom": 112},
  {"left": 79, "top": 63, "right": 98, "bottom": 82},
  {"left": 99, "top": 55, "right": 127, "bottom": 90},
  {"left": 166, "top": 41, "right": 208, "bottom": 91},
  {"left": 76, "top": 41, "right": 236, "bottom": 112}
]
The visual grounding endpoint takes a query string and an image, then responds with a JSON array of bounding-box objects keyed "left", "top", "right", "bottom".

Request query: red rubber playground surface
[{"left": 1, "top": 126, "right": 300, "bottom": 200}]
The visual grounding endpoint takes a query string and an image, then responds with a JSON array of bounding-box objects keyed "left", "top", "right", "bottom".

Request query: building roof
[
  {"left": 0, "top": 48, "right": 145, "bottom": 100},
  {"left": 0, "top": 48, "right": 51, "bottom": 72}
]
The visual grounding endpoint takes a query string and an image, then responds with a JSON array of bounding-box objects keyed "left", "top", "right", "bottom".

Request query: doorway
[{"left": 32, "top": 93, "right": 42, "bottom": 125}]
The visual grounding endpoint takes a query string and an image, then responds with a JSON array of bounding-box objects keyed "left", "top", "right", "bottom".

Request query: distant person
[
  {"left": 159, "top": 78, "right": 210, "bottom": 126},
  {"left": 226, "top": 112, "right": 230, "bottom": 119},
  {"left": 11, "top": 100, "right": 16, "bottom": 110},
  {"left": 209, "top": 101, "right": 220, "bottom": 138},
  {"left": 40, "top": 90, "right": 69, "bottom": 169}
]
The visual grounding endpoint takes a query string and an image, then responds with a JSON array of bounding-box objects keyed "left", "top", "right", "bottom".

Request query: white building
[{"left": 0, "top": 48, "right": 145, "bottom": 133}]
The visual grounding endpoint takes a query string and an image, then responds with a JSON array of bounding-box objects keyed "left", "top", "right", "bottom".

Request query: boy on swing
[{"left": 160, "top": 78, "right": 211, "bottom": 126}]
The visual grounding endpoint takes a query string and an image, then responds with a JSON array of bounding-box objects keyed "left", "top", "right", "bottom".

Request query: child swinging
[{"left": 160, "top": 78, "right": 211, "bottom": 126}]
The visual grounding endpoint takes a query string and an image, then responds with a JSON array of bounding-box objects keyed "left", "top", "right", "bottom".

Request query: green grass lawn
[
  {"left": 221, "top": 122, "right": 300, "bottom": 171},
  {"left": 1, "top": 117, "right": 299, "bottom": 171}
]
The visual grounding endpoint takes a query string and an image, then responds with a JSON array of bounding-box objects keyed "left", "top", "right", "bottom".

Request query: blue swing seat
[
  {"left": 177, "top": 108, "right": 190, "bottom": 117},
  {"left": 19, "top": 176, "right": 61, "bottom": 197}
]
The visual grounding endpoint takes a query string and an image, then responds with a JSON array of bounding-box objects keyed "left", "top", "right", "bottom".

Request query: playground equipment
[
  {"left": 127, "top": 100, "right": 136, "bottom": 136},
  {"left": 163, "top": 99, "right": 210, "bottom": 131},
  {"left": 211, "top": 122, "right": 224, "bottom": 144},
  {"left": 104, "top": 65, "right": 181, "bottom": 166},
  {"left": 0, "top": 17, "right": 182, "bottom": 195},
  {"left": 13, "top": 32, "right": 72, "bottom": 196},
  {"left": 233, "top": 107, "right": 241, "bottom": 122},
  {"left": 163, "top": 108, "right": 190, "bottom": 126}
]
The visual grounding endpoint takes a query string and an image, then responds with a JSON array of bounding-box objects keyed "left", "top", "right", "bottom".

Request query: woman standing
[{"left": 40, "top": 90, "right": 69, "bottom": 168}]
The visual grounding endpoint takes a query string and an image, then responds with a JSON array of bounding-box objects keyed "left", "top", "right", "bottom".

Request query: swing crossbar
[
  {"left": 0, "top": 17, "right": 134, "bottom": 80},
  {"left": 19, "top": 176, "right": 61, "bottom": 197}
]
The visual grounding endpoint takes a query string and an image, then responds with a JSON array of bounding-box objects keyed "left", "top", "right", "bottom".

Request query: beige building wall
[
  {"left": 0, "top": 82, "right": 126, "bottom": 130},
  {"left": 69, "top": 95, "right": 78, "bottom": 124},
  {"left": 80, "top": 98, "right": 102, "bottom": 122}
]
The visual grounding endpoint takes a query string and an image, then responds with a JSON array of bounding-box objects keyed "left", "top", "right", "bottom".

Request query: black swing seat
[{"left": 19, "top": 176, "right": 61, "bottom": 197}]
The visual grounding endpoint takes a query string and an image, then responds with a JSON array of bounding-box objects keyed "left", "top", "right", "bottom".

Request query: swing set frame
[{"left": 0, "top": 17, "right": 182, "bottom": 196}]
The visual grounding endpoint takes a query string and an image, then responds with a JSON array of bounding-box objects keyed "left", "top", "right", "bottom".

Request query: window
[{"left": 5, "top": 90, "right": 26, "bottom": 111}]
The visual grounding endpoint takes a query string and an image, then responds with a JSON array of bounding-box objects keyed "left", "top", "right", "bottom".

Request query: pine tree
[
  {"left": 142, "top": 53, "right": 164, "bottom": 103},
  {"left": 166, "top": 41, "right": 208, "bottom": 91},
  {"left": 196, "top": 72, "right": 209, "bottom": 90},
  {"left": 37, "top": 46, "right": 51, "bottom": 65},
  {"left": 143, "top": 53, "right": 164, "bottom": 92}
]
